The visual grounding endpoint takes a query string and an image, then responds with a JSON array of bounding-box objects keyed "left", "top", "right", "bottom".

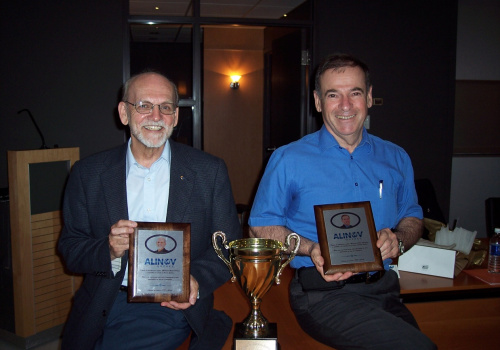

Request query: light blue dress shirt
[{"left": 114, "top": 139, "right": 171, "bottom": 285}]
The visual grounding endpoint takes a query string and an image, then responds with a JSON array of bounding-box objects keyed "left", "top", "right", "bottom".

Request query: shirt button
[
  {"left": 147, "top": 177, "right": 151, "bottom": 181},
  {"left": 355, "top": 183, "right": 358, "bottom": 186}
]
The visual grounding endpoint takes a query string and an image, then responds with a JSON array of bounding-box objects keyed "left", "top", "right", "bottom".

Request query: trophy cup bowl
[{"left": 212, "top": 231, "right": 300, "bottom": 337}]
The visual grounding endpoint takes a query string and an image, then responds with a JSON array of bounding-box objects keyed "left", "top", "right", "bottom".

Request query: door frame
[{"left": 124, "top": 0, "right": 314, "bottom": 150}]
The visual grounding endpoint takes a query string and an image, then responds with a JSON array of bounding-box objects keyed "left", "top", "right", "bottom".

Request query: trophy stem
[{"left": 242, "top": 298, "right": 268, "bottom": 337}]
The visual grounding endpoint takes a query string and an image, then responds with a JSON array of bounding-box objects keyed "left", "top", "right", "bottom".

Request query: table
[
  {"left": 179, "top": 267, "right": 500, "bottom": 350},
  {"left": 400, "top": 269, "right": 500, "bottom": 350}
]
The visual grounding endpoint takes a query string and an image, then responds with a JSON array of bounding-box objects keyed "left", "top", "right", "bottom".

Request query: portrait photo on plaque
[
  {"left": 128, "top": 222, "right": 190, "bottom": 303},
  {"left": 314, "top": 201, "right": 383, "bottom": 274}
]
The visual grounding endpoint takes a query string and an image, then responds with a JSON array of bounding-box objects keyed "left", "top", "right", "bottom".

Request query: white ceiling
[{"left": 130, "top": 0, "right": 306, "bottom": 19}]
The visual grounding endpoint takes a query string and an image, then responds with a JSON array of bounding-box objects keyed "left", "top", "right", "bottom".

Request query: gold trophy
[{"left": 212, "top": 231, "right": 300, "bottom": 349}]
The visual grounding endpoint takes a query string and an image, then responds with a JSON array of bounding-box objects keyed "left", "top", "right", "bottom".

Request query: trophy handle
[
  {"left": 275, "top": 233, "right": 301, "bottom": 285},
  {"left": 212, "top": 231, "right": 237, "bottom": 282}
]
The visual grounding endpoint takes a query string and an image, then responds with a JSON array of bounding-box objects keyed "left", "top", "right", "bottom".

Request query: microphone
[{"left": 18, "top": 109, "right": 49, "bottom": 149}]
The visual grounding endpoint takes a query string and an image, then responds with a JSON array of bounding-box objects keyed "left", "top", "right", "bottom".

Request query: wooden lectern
[{"left": 7, "top": 148, "right": 81, "bottom": 338}]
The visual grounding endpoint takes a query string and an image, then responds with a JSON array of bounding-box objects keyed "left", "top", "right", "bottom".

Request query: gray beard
[
  {"left": 127, "top": 110, "right": 174, "bottom": 148},
  {"left": 132, "top": 125, "right": 173, "bottom": 148}
]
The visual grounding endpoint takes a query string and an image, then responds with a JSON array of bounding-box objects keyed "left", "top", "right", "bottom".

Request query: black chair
[
  {"left": 414, "top": 179, "right": 446, "bottom": 223},
  {"left": 414, "top": 179, "right": 446, "bottom": 240},
  {"left": 236, "top": 203, "right": 250, "bottom": 237},
  {"left": 485, "top": 197, "right": 500, "bottom": 238}
]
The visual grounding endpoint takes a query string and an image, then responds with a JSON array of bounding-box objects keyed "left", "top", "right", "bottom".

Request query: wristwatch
[{"left": 397, "top": 238, "right": 405, "bottom": 255}]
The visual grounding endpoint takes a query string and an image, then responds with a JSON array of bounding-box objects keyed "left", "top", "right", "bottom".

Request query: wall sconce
[{"left": 230, "top": 75, "right": 241, "bottom": 89}]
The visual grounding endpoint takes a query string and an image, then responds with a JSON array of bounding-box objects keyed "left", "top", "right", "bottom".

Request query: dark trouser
[
  {"left": 290, "top": 270, "right": 437, "bottom": 350},
  {"left": 94, "top": 290, "right": 192, "bottom": 350}
]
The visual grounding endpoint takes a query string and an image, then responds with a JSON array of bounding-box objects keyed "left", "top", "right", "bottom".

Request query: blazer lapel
[
  {"left": 101, "top": 145, "right": 128, "bottom": 225},
  {"left": 100, "top": 145, "right": 128, "bottom": 270},
  {"left": 167, "top": 141, "right": 195, "bottom": 223}
]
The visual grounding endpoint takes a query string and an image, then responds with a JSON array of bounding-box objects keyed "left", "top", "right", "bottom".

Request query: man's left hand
[
  {"left": 160, "top": 275, "right": 199, "bottom": 310},
  {"left": 377, "top": 228, "right": 399, "bottom": 260},
  {"left": 310, "top": 243, "right": 354, "bottom": 282}
]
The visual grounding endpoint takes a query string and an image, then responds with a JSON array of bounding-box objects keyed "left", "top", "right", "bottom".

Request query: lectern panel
[
  {"left": 7, "top": 148, "right": 81, "bottom": 337},
  {"left": 29, "top": 161, "right": 70, "bottom": 215}
]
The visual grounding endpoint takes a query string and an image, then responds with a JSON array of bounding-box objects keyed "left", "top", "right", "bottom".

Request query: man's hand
[
  {"left": 310, "top": 243, "right": 354, "bottom": 282},
  {"left": 377, "top": 217, "right": 423, "bottom": 259},
  {"left": 109, "top": 220, "right": 137, "bottom": 260},
  {"left": 251, "top": 226, "right": 355, "bottom": 281},
  {"left": 161, "top": 275, "right": 199, "bottom": 310},
  {"left": 376, "top": 228, "right": 399, "bottom": 260}
]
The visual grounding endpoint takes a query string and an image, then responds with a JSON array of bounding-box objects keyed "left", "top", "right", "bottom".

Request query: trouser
[
  {"left": 290, "top": 269, "right": 437, "bottom": 350},
  {"left": 94, "top": 289, "right": 192, "bottom": 350}
]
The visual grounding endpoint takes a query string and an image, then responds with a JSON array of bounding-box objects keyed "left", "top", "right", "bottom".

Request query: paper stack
[{"left": 435, "top": 226, "right": 477, "bottom": 255}]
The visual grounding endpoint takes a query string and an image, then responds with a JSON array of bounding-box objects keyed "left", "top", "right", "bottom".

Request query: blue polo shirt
[{"left": 249, "top": 126, "right": 422, "bottom": 269}]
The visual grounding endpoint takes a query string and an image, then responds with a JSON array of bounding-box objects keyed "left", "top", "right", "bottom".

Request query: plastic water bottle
[{"left": 488, "top": 228, "right": 500, "bottom": 273}]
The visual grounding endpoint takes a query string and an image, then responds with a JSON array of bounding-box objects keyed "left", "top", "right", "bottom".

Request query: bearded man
[{"left": 58, "top": 71, "right": 241, "bottom": 350}]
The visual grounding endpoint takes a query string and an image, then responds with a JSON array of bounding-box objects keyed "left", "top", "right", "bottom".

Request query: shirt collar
[
  {"left": 125, "top": 139, "right": 172, "bottom": 175},
  {"left": 319, "top": 125, "right": 373, "bottom": 154}
]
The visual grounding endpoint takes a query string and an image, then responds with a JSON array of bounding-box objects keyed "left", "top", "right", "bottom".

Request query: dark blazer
[{"left": 58, "top": 140, "right": 241, "bottom": 350}]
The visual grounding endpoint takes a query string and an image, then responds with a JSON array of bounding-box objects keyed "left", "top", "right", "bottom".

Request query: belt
[
  {"left": 119, "top": 285, "right": 128, "bottom": 292},
  {"left": 345, "top": 270, "right": 385, "bottom": 284},
  {"left": 297, "top": 267, "right": 385, "bottom": 292}
]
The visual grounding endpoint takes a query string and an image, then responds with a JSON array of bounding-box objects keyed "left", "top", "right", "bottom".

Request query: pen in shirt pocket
[{"left": 379, "top": 180, "right": 383, "bottom": 199}]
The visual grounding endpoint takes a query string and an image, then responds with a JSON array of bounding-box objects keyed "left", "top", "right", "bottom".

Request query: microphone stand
[{"left": 18, "top": 109, "right": 49, "bottom": 149}]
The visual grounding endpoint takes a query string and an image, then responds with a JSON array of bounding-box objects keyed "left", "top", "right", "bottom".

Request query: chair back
[{"left": 485, "top": 197, "right": 500, "bottom": 237}]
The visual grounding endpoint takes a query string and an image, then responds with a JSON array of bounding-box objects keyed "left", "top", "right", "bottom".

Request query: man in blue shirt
[{"left": 249, "top": 54, "right": 436, "bottom": 350}]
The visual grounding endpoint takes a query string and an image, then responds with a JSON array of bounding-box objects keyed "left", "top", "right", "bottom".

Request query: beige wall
[{"left": 203, "top": 27, "right": 264, "bottom": 205}]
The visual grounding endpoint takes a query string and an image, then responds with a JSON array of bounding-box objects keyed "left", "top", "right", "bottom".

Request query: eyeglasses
[{"left": 124, "top": 101, "right": 176, "bottom": 115}]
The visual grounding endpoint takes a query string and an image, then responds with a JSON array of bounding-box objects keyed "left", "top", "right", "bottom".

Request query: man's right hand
[
  {"left": 310, "top": 242, "right": 354, "bottom": 282},
  {"left": 109, "top": 220, "right": 137, "bottom": 260}
]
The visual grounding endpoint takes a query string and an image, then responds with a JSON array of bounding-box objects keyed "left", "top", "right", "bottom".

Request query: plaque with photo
[
  {"left": 128, "top": 222, "right": 190, "bottom": 303},
  {"left": 314, "top": 202, "right": 383, "bottom": 274}
]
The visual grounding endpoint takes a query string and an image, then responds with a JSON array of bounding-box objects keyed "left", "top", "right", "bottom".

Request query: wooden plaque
[
  {"left": 314, "top": 201, "right": 383, "bottom": 275},
  {"left": 128, "top": 222, "right": 190, "bottom": 302}
]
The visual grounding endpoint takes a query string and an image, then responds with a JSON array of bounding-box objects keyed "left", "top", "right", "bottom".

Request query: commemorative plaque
[
  {"left": 314, "top": 201, "right": 383, "bottom": 275},
  {"left": 128, "top": 222, "right": 190, "bottom": 303}
]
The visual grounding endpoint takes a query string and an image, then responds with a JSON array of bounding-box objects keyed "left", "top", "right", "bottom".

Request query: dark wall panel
[
  {"left": 0, "top": 0, "right": 126, "bottom": 189},
  {"left": 454, "top": 80, "right": 500, "bottom": 154}
]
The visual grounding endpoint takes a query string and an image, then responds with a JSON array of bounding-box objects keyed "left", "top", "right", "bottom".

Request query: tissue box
[{"left": 398, "top": 244, "right": 456, "bottom": 278}]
